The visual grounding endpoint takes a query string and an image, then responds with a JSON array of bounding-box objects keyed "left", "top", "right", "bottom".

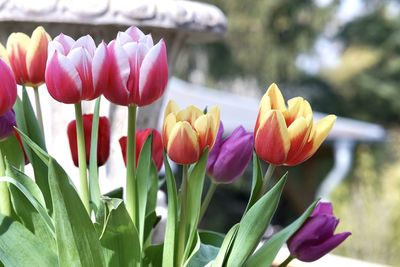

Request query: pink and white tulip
[
  {"left": 45, "top": 34, "right": 109, "bottom": 104},
  {"left": 103, "top": 26, "right": 168, "bottom": 107}
]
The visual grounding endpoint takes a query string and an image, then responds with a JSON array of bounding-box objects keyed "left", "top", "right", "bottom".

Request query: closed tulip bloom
[
  {"left": 104, "top": 26, "right": 168, "bottom": 107},
  {"left": 119, "top": 128, "right": 164, "bottom": 171},
  {"left": 0, "top": 110, "right": 16, "bottom": 140},
  {"left": 207, "top": 123, "right": 253, "bottom": 183},
  {"left": 5, "top": 26, "right": 51, "bottom": 86},
  {"left": 67, "top": 114, "right": 110, "bottom": 167},
  {"left": 45, "top": 34, "right": 109, "bottom": 104},
  {"left": 0, "top": 58, "right": 17, "bottom": 116},
  {"left": 254, "top": 83, "right": 336, "bottom": 166},
  {"left": 163, "top": 101, "right": 220, "bottom": 165},
  {"left": 288, "top": 202, "right": 351, "bottom": 262}
]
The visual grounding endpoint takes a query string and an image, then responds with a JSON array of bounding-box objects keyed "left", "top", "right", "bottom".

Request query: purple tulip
[
  {"left": 287, "top": 202, "right": 351, "bottom": 262},
  {"left": 0, "top": 109, "right": 16, "bottom": 140},
  {"left": 207, "top": 122, "right": 253, "bottom": 183}
]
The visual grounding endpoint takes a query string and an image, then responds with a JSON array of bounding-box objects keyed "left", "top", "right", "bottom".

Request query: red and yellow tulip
[
  {"left": 254, "top": 83, "right": 336, "bottom": 166},
  {"left": 5, "top": 26, "right": 51, "bottom": 86},
  {"left": 162, "top": 101, "right": 220, "bottom": 165}
]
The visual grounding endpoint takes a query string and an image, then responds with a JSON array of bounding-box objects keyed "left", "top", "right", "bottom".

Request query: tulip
[
  {"left": 104, "top": 26, "right": 168, "bottom": 107},
  {"left": 162, "top": 101, "right": 220, "bottom": 165},
  {"left": 45, "top": 34, "right": 109, "bottom": 104},
  {"left": 0, "top": 58, "right": 17, "bottom": 116},
  {"left": 254, "top": 83, "right": 336, "bottom": 166},
  {"left": 287, "top": 202, "right": 351, "bottom": 262},
  {"left": 207, "top": 122, "right": 253, "bottom": 183},
  {"left": 119, "top": 128, "right": 163, "bottom": 171},
  {"left": 67, "top": 114, "right": 110, "bottom": 167},
  {"left": 0, "top": 110, "right": 16, "bottom": 140},
  {"left": 5, "top": 26, "right": 51, "bottom": 86}
]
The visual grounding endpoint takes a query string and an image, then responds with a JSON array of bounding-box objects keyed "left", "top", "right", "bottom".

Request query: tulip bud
[
  {"left": 254, "top": 83, "right": 336, "bottom": 166},
  {"left": 119, "top": 128, "right": 163, "bottom": 171},
  {"left": 207, "top": 122, "right": 253, "bottom": 183},
  {"left": 162, "top": 101, "right": 220, "bottom": 165},
  {"left": 45, "top": 34, "right": 109, "bottom": 104},
  {"left": 287, "top": 202, "right": 351, "bottom": 262},
  {"left": 0, "top": 110, "right": 16, "bottom": 140},
  {"left": 104, "top": 26, "right": 169, "bottom": 107},
  {"left": 0, "top": 58, "right": 17, "bottom": 116},
  {"left": 5, "top": 26, "right": 51, "bottom": 86},
  {"left": 67, "top": 114, "right": 110, "bottom": 167}
]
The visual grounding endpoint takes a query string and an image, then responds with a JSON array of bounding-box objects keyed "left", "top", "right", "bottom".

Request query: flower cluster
[{"left": 0, "top": 25, "right": 350, "bottom": 267}]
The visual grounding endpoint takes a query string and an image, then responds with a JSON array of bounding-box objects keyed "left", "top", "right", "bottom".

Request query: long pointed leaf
[
  {"left": 226, "top": 174, "right": 287, "bottom": 267},
  {"left": 48, "top": 158, "right": 105, "bottom": 267},
  {"left": 212, "top": 223, "right": 239, "bottom": 267},
  {"left": 245, "top": 152, "right": 263, "bottom": 212}
]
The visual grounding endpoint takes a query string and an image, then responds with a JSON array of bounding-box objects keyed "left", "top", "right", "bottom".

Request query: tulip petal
[
  {"left": 207, "top": 121, "right": 224, "bottom": 173},
  {"left": 0, "top": 109, "right": 16, "bottom": 140},
  {"left": 207, "top": 106, "right": 220, "bottom": 140},
  {"left": 255, "top": 110, "right": 290, "bottom": 165},
  {"left": 285, "top": 117, "right": 312, "bottom": 165},
  {"left": 194, "top": 114, "right": 213, "bottom": 151},
  {"left": 92, "top": 42, "right": 109, "bottom": 97},
  {"left": 72, "top": 35, "right": 96, "bottom": 57},
  {"left": 162, "top": 113, "right": 177, "bottom": 149},
  {"left": 45, "top": 51, "right": 82, "bottom": 104},
  {"left": 53, "top": 33, "right": 75, "bottom": 55},
  {"left": 67, "top": 47, "right": 94, "bottom": 100},
  {"left": 266, "top": 83, "right": 286, "bottom": 111},
  {"left": 7, "top": 32, "right": 30, "bottom": 84},
  {"left": 167, "top": 121, "right": 200, "bottom": 165},
  {"left": 103, "top": 41, "right": 130, "bottom": 105},
  {"left": 176, "top": 105, "right": 203, "bottom": 126},
  {"left": 138, "top": 39, "right": 168, "bottom": 106},
  {"left": 164, "top": 100, "right": 180, "bottom": 119},
  {"left": 312, "top": 202, "right": 333, "bottom": 217},
  {"left": 255, "top": 92, "right": 272, "bottom": 132},
  {"left": 0, "top": 59, "right": 17, "bottom": 115},
  {"left": 26, "top": 26, "right": 50, "bottom": 86},
  {"left": 125, "top": 26, "right": 146, "bottom": 42},
  {"left": 296, "top": 232, "right": 351, "bottom": 262}
]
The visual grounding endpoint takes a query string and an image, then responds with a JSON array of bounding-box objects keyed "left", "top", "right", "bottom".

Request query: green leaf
[
  {"left": 226, "top": 174, "right": 287, "bottom": 267},
  {"left": 184, "top": 233, "right": 202, "bottom": 267},
  {"left": 104, "top": 187, "right": 123, "bottom": 199},
  {"left": 162, "top": 153, "right": 179, "bottom": 267},
  {"left": 88, "top": 97, "right": 102, "bottom": 212},
  {"left": 0, "top": 215, "right": 58, "bottom": 267},
  {"left": 136, "top": 134, "right": 153, "bottom": 245},
  {"left": 184, "top": 150, "right": 209, "bottom": 260},
  {"left": 144, "top": 244, "right": 163, "bottom": 267},
  {"left": 100, "top": 199, "right": 141, "bottom": 267},
  {"left": 245, "top": 152, "right": 263, "bottom": 212},
  {"left": 245, "top": 200, "right": 318, "bottom": 267},
  {"left": 212, "top": 223, "right": 239, "bottom": 267},
  {"left": 5, "top": 162, "right": 55, "bottom": 250},
  {"left": 199, "top": 230, "right": 225, "bottom": 247},
  {"left": 48, "top": 158, "right": 105, "bottom": 267},
  {"left": 146, "top": 162, "right": 159, "bottom": 216},
  {"left": 143, "top": 211, "right": 161, "bottom": 245},
  {"left": 0, "top": 135, "right": 24, "bottom": 170},
  {"left": 186, "top": 241, "right": 219, "bottom": 267}
]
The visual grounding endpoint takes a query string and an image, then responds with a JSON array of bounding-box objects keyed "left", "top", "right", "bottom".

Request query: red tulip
[
  {"left": 0, "top": 58, "right": 17, "bottom": 116},
  {"left": 67, "top": 114, "right": 110, "bottom": 167},
  {"left": 45, "top": 34, "right": 109, "bottom": 104},
  {"left": 104, "top": 26, "right": 168, "bottom": 107},
  {"left": 119, "top": 128, "right": 163, "bottom": 171}
]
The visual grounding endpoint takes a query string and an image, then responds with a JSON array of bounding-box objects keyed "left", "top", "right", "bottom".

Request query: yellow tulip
[
  {"left": 254, "top": 83, "right": 336, "bottom": 166},
  {"left": 162, "top": 101, "right": 220, "bottom": 165}
]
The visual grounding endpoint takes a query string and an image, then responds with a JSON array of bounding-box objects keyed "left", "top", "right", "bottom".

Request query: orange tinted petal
[
  {"left": 285, "top": 117, "right": 312, "bottom": 165},
  {"left": 7, "top": 33, "right": 30, "bottom": 84},
  {"left": 176, "top": 105, "right": 203, "bottom": 126},
  {"left": 162, "top": 113, "right": 176, "bottom": 149},
  {"left": 164, "top": 100, "right": 180, "bottom": 119},
  {"left": 254, "top": 110, "right": 290, "bottom": 165},
  {"left": 266, "top": 83, "right": 286, "bottom": 111},
  {"left": 167, "top": 121, "right": 200, "bottom": 164}
]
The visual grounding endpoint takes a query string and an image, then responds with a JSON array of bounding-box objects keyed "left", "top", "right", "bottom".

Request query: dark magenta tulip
[
  {"left": 0, "top": 109, "right": 16, "bottom": 140},
  {"left": 207, "top": 122, "right": 253, "bottom": 183},
  {"left": 288, "top": 202, "right": 351, "bottom": 262},
  {"left": 119, "top": 128, "right": 163, "bottom": 171},
  {"left": 67, "top": 114, "right": 110, "bottom": 167}
]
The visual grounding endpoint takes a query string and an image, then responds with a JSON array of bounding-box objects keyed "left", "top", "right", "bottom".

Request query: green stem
[
  {"left": 0, "top": 149, "right": 11, "bottom": 216},
  {"left": 125, "top": 105, "right": 138, "bottom": 224},
  {"left": 278, "top": 255, "right": 294, "bottom": 267},
  {"left": 199, "top": 181, "right": 218, "bottom": 222},
  {"left": 33, "top": 87, "right": 45, "bottom": 138},
  {"left": 260, "top": 164, "right": 276, "bottom": 198},
  {"left": 74, "top": 102, "right": 90, "bottom": 214},
  {"left": 177, "top": 165, "right": 189, "bottom": 266},
  {"left": 88, "top": 98, "right": 101, "bottom": 210}
]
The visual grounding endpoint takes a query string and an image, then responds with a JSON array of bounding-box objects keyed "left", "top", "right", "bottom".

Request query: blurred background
[{"left": 1, "top": 0, "right": 399, "bottom": 266}]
